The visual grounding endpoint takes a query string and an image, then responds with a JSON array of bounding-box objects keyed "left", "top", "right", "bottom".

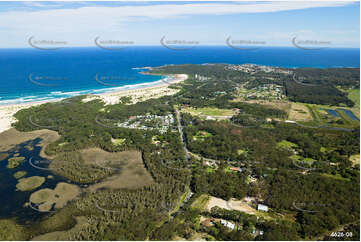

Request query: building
[
  {"left": 229, "top": 167, "right": 242, "bottom": 172},
  {"left": 201, "top": 218, "right": 214, "bottom": 227},
  {"left": 253, "top": 228, "right": 264, "bottom": 236},
  {"left": 220, "top": 219, "right": 235, "bottom": 230},
  {"left": 257, "top": 204, "right": 268, "bottom": 212},
  {"left": 285, "top": 120, "right": 296, "bottom": 123}
]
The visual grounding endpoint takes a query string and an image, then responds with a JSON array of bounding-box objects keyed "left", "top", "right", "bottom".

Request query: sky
[{"left": 0, "top": 1, "right": 359, "bottom": 48}]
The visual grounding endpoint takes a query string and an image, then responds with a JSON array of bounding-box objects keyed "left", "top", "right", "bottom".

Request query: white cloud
[{"left": 0, "top": 1, "right": 356, "bottom": 48}]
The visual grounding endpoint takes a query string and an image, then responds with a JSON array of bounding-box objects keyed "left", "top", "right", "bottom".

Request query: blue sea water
[{"left": 0, "top": 46, "right": 359, "bottom": 105}]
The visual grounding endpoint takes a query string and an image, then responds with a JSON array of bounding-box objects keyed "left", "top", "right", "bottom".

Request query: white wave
[{"left": 0, "top": 76, "right": 170, "bottom": 105}]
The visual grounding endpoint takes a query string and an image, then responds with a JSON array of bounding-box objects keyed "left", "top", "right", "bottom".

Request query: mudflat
[{"left": 0, "top": 128, "right": 60, "bottom": 155}]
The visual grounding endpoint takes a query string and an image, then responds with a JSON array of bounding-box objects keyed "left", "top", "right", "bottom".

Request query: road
[
  {"left": 175, "top": 108, "right": 190, "bottom": 160},
  {"left": 175, "top": 108, "right": 221, "bottom": 166}
]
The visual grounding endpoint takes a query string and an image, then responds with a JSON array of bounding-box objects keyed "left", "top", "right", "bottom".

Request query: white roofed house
[
  {"left": 257, "top": 204, "right": 268, "bottom": 212},
  {"left": 220, "top": 219, "right": 235, "bottom": 230}
]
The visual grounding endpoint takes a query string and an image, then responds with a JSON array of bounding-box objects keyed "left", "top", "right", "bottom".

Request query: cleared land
[
  {"left": 288, "top": 102, "right": 312, "bottom": 121},
  {"left": 206, "top": 196, "right": 256, "bottom": 214},
  {"left": 227, "top": 198, "right": 257, "bottom": 215},
  {"left": 245, "top": 100, "right": 291, "bottom": 113},
  {"left": 181, "top": 107, "right": 236, "bottom": 117},
  {"left": 29, "top": 182, "right": 80, "bottom": 212},
  {"left": 84, "top": 148, "right": 154, "bottom": 191}
]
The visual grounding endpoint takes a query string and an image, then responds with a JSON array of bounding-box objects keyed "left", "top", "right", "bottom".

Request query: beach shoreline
[{"left": 0, "top": 74, "right": 188, "bottom": 134}]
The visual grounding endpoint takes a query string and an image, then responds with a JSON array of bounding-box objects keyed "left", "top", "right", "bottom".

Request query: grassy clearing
[
  {"left": 244, "top": 100, "right": 291, "bottom": 113},
  {"left": 111, "top": 138, "right": 126, "bottom": 146},
  {"left": 290, "top": 155, "right": 316, "bottom": 164},
  {"left": 205, "top": 167, "right": 215, "bottom": 173},
  {"left": 84, "top": 148, "right": 154, "bottom": 191},
  {"left": 182, "top": 107, "right": 236, "bottom": 117},
  {"left": 29, "top": 182, "right": 80, "bottom": 212},
  {"left": 237, "top": 149, "right": 247, "bottom": 155},
  {"left": 347, "top": 89, "right": 360, "bottom": 108},
  {"left": 288, "top": 102, "right": 312, "bottom": 121},
  {"left": 321, "top": 173, "right": 351, "bottom": 182},
  {"left": 305, "top": 105, "right": 319, "bottom": 122},
  {"left": 191, "top": 194, "right": 210, "bottom": 211},
  {"left": 170, "top": 187, "right": 190, "bottom": 214},
  {"left": 16, "top": 176, "right": 45, "bottom": 191},
  {"left": 277, "top": 140, "right": 298, "bottom": 149}
]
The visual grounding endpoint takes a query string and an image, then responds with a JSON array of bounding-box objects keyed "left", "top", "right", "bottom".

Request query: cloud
[{"left": 0, "top": 1, "right": 357, "bottom": 48}]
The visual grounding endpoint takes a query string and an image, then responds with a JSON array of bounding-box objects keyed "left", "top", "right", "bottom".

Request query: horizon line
[{"left": 0, "top": 45, "right": 360, "bottom": 50}]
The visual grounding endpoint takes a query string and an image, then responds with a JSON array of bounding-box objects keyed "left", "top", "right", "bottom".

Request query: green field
[
  {"left": 182, "top": 107, "right": 236, "bottom": 116},
  {"left": 347, "top": 89, "right": 360, "bottom": 108}
]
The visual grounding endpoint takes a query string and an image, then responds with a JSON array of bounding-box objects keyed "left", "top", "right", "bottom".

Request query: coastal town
[
  {"left": 117, "top": 114, "right": 175, "bottom": 133},
  {"left": 225, "top": 64, "right": 293, "bottom": 75}
]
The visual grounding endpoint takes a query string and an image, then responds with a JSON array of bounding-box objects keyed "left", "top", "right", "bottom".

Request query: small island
[{"left": 16, "top": 176, "right": 45, "bottom": 191}]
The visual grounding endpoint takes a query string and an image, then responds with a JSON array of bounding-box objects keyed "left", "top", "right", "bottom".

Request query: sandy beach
[
  {"left": 85, "top": 74, "right": 188, "bottom": 105},
  {"left": 0, "top": 74, "right": 188, "bottom": 134}
]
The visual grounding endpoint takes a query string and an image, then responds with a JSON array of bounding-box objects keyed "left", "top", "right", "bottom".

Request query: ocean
[{"left": 0, "top": 46, "right": 359, "bottom": 105}]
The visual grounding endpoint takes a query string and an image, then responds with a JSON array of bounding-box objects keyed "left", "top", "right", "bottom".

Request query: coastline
[{"left": 0, "top": 74, "right": 188, "bottom": 134}]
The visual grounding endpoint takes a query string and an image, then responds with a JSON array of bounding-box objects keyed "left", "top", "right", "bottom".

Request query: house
[
  {"left": 253, "top": 228, "right": 264, "bottom": 236},
  {"left": 220, "top": 219, "right": 235, "bottom": 230},
  {"left": 206, "top": 116, "right": 215, "bottom": 120},
  {"left": 285, "top": 120, "right": 296, "bottom": 123},
  {"left": 229, "top": 167, "right": 242, "bottom": 172},
  {"left": 201, "top": 218, "right": 214, "bottom": 227},
  {"left": 257, "top": 204, "right": 268, "bottom": 212}
]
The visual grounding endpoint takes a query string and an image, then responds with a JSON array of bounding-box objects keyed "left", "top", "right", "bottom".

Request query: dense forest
[{"left": 150, "top": 64, "right": 359, "bottom": 107}]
